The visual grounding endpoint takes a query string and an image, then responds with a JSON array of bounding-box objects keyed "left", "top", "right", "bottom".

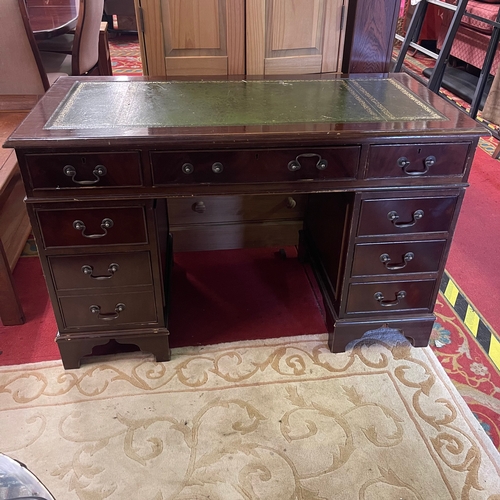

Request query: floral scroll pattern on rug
[
  {"left": 430, "top": 295, "right": 500, "bottom": 451},
  {"left": 1, "top": 336, "right": 499, "bottom": 499}
]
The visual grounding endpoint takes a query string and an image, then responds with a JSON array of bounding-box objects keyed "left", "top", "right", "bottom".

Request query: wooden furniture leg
[
  {"left": 493, "top": 141, "right": 500, "bottom": 159},
  {"left": 98, "top": 21, "right": 113, "bottom": 76},
  {"left": 0, "top": 241, "right": 25, "bottom": 325},
  {"left": 0, "top": 150, "right": 31, "bottom": 327}
]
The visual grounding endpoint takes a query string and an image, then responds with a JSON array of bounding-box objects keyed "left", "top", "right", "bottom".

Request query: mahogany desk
[{"left": 5, "top": 74, "right": 484, "bottom": 368}]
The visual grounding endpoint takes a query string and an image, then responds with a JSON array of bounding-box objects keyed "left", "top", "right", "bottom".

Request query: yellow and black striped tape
[{"left": 440, "top": 272, "right": 500, "bottom": 371}]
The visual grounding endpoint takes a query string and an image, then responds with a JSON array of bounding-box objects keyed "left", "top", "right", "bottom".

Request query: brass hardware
[
  {"left": 73, "top": 218, "right": 114, "bottom": 238},
  {"left": 89, "top": 303, "right": 125, "bottom": 321},
  {"left": 182, "top": 163, "right": 194, "bottom": 174},
  {"left": 387, "top": 209, "right": 424, "bottom": 228},
  {"left": 380, "top": 252, "right": 414, "bottom": 270},
  {"left": 316, "top": 159, "right": 328, "bottom": 170},
  {"left": 192, "top": 201, "right": 206, "bottom": 213},
  {"left": 424, "top": 155, "right": 436, "bottom": 168},
  {"left": 212, "top": 162, "right": 224, "bottom": 173},
  {"left": 81, "top": 263, "right": 119, "bottom": 280},
  {"left": 397, "top": 155, "right": 435, "bottom": 176},
  {"left": 374, "top": 290, "right": 406, "bottom": 307},
  {"left": 286, "top": 197, "right": 297, "bottom": 209},
  {"left": 288, "top": 153, "right": 328, "bottom": 172},
  {"left": 63, "top": 164, "right": 107, "bottom": 185},
  {"left": 397, "top": 157, "right": 411, "bottom": 168}
]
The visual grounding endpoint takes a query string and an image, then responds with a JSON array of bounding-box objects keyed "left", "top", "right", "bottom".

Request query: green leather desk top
[{"left": 44, "top": 78, "right": 447, "bottom": 130}]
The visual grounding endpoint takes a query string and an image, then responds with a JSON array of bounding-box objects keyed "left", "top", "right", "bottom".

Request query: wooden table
[
  {"left": 4, "top": 74, "right": 485, "bottom": 368},
  {"left": 0, "top": 108, "right": 31, "bottom": 326},
  {"left": 26, "top": 0, "right": 79, "bottom": 40}
]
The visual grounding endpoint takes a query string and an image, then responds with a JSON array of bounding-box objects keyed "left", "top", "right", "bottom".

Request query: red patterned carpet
[
  {"left": 108, "top": 33, "right": 142, "bottom": 75},
  {"left": 432, "top": 289, "right": 500, "bottom": 449}
]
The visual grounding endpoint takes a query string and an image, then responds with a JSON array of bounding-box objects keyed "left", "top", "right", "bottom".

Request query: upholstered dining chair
[
  {"left": 39, "top": 0, "right": 108, "bottom": 77},
  {"left": 0, "top": 0, "right": 67, "bottom": 95}
]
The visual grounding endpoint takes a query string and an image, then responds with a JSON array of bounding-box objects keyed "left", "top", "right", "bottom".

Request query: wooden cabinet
[
  {"left": 136, "top": 0, "right": 245, "bottom": 76},
  {"left": 245, "top": 0, "right": 346, "bottom": 75},
  {"left": 136, "top": 0, "right": 348, "bottom": 76}
]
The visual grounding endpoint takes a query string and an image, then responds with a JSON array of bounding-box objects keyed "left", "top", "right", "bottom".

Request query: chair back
[
  {"left": 0, "top": 0, "right": 49, "bottom": 95},
  {"left": 72, "top": 0, "right": 105, "bottom": 75}
]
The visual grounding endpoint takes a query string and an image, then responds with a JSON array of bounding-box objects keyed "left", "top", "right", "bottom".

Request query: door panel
[
  {"left": 137, "top": 0, "right": 244, "bottom": 76},
  {"left": 137, "top": 0, "right": 345, "bottom": 76},
  {"left": 247, "top": 0, "right": 346, "bottom": 75}
]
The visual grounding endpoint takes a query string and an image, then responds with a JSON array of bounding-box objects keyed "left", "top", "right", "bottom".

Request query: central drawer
[
  {"left": 168, "top": 194, "right": 307, "bottom": 225},
  {"left": 151, "top": 147, "right": 360, "bottom": 185},
  {"left": 37, "top": 206, "right": 148, "bottom": 248}
]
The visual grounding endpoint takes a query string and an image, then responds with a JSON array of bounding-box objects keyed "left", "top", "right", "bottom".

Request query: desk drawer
[
  {"left": 37, "top": 206, "right": 148, "bottom": 248},
  {"left": 25, "top": 152, "right": 143, "bottom": 190},
  {"left": 366, "top": 143, "right": 470, "bottom": 179},
  {"left": 346, "top": 280, "right": 436, "bottom": 314},
  {"left": 151, "top": 147, "right": 360, "bottom": 185},
  {"left": 357, "top": 195, "right": 459, "bottom": 236},
  {"left": 351, "top": 240, "right": 447, "bottom": 277},
  {"left": 59, "top": 290, "right": 158, "bottom": 329},
  {"left": 168, "top": 194, "right": 307, "bottom": 225},
  {"left": 49, "top": 252, "right": 153, "bottom": 291}
]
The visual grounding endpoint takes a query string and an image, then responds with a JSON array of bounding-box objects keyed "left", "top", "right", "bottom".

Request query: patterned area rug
[
  {"left": 432, "top": 280, "right": 500, "bottom": 450},
  {"left": 1, "top": 335, "right": 499, "bottom": 499},
  {"left": 108, "top": 34, "right": 142, "bottom": 75}
]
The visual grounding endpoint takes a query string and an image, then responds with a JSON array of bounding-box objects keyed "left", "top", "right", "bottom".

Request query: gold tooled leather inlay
[{"left": 44, "top": 79, "right": 447, "bottom": 130}]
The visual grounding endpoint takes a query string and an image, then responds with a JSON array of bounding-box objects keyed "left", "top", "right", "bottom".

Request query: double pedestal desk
[{"left": 5, "top": 75, "right": 484, "bottom": 369}]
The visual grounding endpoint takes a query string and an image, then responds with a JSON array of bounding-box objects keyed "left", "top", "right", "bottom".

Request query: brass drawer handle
[
  {"left": 288, "top": 153, "right": 328, "bottom": 172},
  {"left": 81, "top": 263, "right": 119, "bottom": 280},
  {"left": 397, "top": 155, "right": 435, "bottom": 176},
  {"left": 73, "top": 218, "right": 114, "bottom": 238},
  {"left": 380, "top": 252, "right": 414, "bottom": 270},
  {"left": 192, "top": 201, "right": 206, "bottom": 213},
  {"left": 182, "top": 163, "right": 194, "bottom": 174},
  {"left": 374, "top": 291, "right": 406, "bottom": 307},
  {"left": 387, "top": 209, "right": 424, "bottom": 228},
  {"left": 212, "top": 162, "right": 224, "bottom": 173},
  {"left": 89, "top": 302, "right": 125, "bottom": 321},
  {"left": 63, "top": 164, "right": 107, "bottom": 185}
]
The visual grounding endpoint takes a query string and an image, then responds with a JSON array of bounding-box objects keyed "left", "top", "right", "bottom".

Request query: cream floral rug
[{"left": 1, "top": 334, "right": 500, "bottom": 499}]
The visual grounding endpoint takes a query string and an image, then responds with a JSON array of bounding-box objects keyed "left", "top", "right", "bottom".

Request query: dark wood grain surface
[
  {"left": 26, "top": 0, "right": 79, "bottom": 39},
  {"left": 343, "top": 0, "right": 400, "bottom": 74}
]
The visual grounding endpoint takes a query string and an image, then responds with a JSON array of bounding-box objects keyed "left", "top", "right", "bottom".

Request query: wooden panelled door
[
  {"left": 136, "top": 0, "right": 245, "bottom": 76},
  {"left": 136, "top": 0, "right": 347, "bottom": 76},
  {"left": 246, "top": 0, "right": 347, "bottom": 75}
]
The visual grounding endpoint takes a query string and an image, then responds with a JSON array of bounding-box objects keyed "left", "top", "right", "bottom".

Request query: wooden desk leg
[
  {"left": 493, "top": 141, "right": 500, "bottom": 160},
  {"left": 98, "top": 21, "right": 113, "bottom": 76},
  {"left": 0, "top": 241, "right": 25, "bottom": 326}
]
